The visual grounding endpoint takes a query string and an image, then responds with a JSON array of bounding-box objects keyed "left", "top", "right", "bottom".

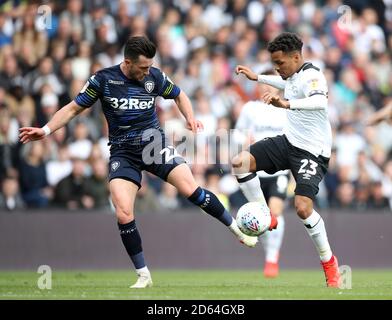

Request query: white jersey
[
  {"left": 259, "top": 62, "right": 332, "bottom": 158},
  {"left": 234, "top": 100, "right": 289, "bottom": 178}
]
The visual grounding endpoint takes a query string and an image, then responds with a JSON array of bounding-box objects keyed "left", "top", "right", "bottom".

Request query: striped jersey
[{"left": 74, "top": 64, "right": 180, "bottom": 144}]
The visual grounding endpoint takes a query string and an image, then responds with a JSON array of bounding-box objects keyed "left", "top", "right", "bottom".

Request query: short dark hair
[
  {"left": 267, "top": 32, "right": 303, "bottom": 54},
  {"left": 124, "top": 36, "right": 156, "bottom": 61}
]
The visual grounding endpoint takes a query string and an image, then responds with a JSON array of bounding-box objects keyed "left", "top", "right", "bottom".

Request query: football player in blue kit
[{"left": 19, "top": 36, "right": 259, "bottom": 288}]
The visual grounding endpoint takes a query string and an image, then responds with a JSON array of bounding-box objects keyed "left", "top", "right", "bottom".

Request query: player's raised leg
[
  {"left": 110, "top": 178, "right": 153, "bottom": 288},
  {"left": 166, "top": 163, "right": 258, "bottom": 248},
  {"left": 231, "top": 151, "right": 278, "bottom": 229},
  {"left": 232, "top": 151, "right": 267, "bottom": 204},
  {"left": 295, "top": 195, "right": 340, "bottom": 287}
]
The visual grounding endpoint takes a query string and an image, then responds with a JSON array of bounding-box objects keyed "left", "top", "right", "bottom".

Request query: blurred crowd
[{"left": 0, "top": 0, "right": 391, "bottom": 213}]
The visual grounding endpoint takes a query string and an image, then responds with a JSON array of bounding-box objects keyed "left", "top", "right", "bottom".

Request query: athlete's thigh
[
  {"left": 249, "top": 135, "right": 290, "bottom": 174},
  {"left": 288, "top": 146, "right": 329, "bottom": 201},
  {"left": 108, "top": 144, "right": 145, "bottom": 222},
  {"left": 166, "top": 163, "right": 198, "bottom": 197},
  {"left": 109, "top": 178, "right": 139, "bottom": 222}
]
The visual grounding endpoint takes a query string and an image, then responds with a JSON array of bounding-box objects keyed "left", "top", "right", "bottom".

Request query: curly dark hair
[
  {"left": 124, "top": 36, "right": 156, "bottom": 61},
  {"left": 267, "top": 32, "right": 303, "bottom": 53}
]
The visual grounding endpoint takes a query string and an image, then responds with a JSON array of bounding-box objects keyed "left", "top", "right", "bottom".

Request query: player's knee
[
  {"left": 115, "top": 206, "right": 134, "bottom": 224},
  {"left": 294, "top": 197, "right": 313, "bottom": 219},
  {"left": 117, "top": 213, "right": 134, "bottom": 225},
  {"left": 178, "top": 184, "right": 196, "bottom": 198},
  {"left": 231, "top": 152, "right": 255, "bottom": 173}
]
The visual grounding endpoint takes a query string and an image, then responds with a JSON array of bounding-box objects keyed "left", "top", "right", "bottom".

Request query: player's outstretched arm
[
  {"left": 19, "top": 101, "right": 85, "bottom": 144},
  {"left": 235, "top": 65, "right": 286, "bottom": 90},
  {"left": 366, "top": 103, "right": 392, "bottom": 126},
  {"left": 235, "top": 65, "right": 258, "bottom": 81},
  {"left": 174, "top": 90, "right": 204, "bottom": 133}
]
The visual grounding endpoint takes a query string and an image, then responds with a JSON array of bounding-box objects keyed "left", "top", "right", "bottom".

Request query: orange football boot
[
  {"left": 321, "top": 255, "right": 341, "bottom": 288},
  {"left": 264, "top": 261, "right": 279, "bottom": 278},
  {"left": 268, "top": 214, "right": 278, "bottom": 231}
]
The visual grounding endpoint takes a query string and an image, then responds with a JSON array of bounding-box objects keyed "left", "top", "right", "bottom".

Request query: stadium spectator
[
  {"left": 67, "top": 120, "right": 93, "bottom": 160},
  {"left": 134, "top": 173, "right": 160, "bottom": 213},
  {"left": 368, "top": 181, "right": 390, "bottom": 210},
  {"left": 1, "top": 0, "right": 391, "bottom": 213},
  {"left": 53, "top": 157, "right": 88, "bottom": 210},
  {"left": 18, "top": 141, "right": 51, "bottom": 208},
  {"left": 336, "top": 181, "right": 356, "bottom": 209},
  {"left": 0, "top": 174, "right": 24, "bottom": 211},
  {"left": 45, "top": 144, "right": 73, "bottom": 187},
  {"left": 83, "top": 157, "right": 110, "bottom": 209},
  {"left": 0, "top": 108, "right": 20, "bottom": 182},
  {"left": 38, "top": 91, "right": 59, "bottom": 127},
  {"left": 12, "top": 13, "right": 48, "bottom": 69}
]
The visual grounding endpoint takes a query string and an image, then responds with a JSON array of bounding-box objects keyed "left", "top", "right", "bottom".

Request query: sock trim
[
  {"left": 304, "top": 217, "right": 321, "bottom": 229},
  {"left": 236, "top": 173, "right": 257, "bottom": 183},
  {"left": 196, "top": 189, "right": 205, "bottom": 205},
  {"left": 188, "top": 187, "right": 203, "bottom": 204}
]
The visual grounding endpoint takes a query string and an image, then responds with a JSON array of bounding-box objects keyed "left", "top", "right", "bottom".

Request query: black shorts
[
  {"left": 259, "top": 174, "right": 289, "bottom": 202},
  {"left": 108, "top": 131, "right": 186, "bottom": 188},
  {"left": 249, "top": 135, "right": 329, "bottom": 200}
]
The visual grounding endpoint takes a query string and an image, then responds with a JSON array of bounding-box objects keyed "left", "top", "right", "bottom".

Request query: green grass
[{"left": 0, "top": 269, "right": 391, "bottom": 300}]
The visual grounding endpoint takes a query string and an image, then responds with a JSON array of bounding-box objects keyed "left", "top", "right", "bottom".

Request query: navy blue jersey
[{"left": 74, "top": 64, "right": 180, "bottom": 145}]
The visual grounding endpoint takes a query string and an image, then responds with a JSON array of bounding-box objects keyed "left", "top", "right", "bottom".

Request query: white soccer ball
[{"left": 236, "top": 202, "right": 272, "bottom": 237}]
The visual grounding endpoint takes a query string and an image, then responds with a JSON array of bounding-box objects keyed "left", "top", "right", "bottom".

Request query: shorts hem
[
  {"left": 109, "top": 176, "right": 142, "bottom": 189},
  {"left": 161, "top": 161, "right": 185, "bottom": 181},
  {"left": 294, "top": 184, "right": 316, "bottom": 201}
]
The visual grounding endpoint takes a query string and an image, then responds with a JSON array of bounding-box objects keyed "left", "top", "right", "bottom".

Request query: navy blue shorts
[{"left": 108, "top": 132, "right": 186, "bottom": 188}]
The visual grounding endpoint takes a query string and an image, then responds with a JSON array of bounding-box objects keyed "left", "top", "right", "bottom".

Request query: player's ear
[
  {"left": 293, "top": 51, "right": 301, "bottom": 62},
  {"left": 124, "top": 58, "right": 132, "bottom": 67}
]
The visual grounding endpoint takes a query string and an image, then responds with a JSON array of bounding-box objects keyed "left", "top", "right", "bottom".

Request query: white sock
[
  {"left": 302, "top": 210, "right": 332, "bottom": 262},
  {"left": 261, "top": 215, "right": 285, "bottom": 263},
  {"left": 228, "top": 218, "right": 242, "bottom": 237},
  {"left": 136, "top": 266, "right": 150, "bottom": 275},
  {"left": 236, "top": 173, "right": 268, "bottom": 207}
]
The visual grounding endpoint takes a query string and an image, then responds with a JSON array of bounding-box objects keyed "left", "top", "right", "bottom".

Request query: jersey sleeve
[
  {"left": 156, "top": 70, "right": 181, "bottom": 99},
  {"left": 257, "top": 75, "right": 286, "bottom": 90},
  {"left": 301, "top": 69, "right": 328, "bottom": 98},
  {"left": 74, "top": 73, "right": 103, "bottom": 108},
  {"left": 289, "top": 70, "right": 328, "bottom": 110}
]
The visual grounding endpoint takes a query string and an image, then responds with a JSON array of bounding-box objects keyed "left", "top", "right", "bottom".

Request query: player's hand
[
  {"left": 365, "top": 115, "right": 380, "bottom": 126},
  {"left": 262, "top": 93, "right": 290, "bottom": 109},
  {"left": 19, "top": 127, "right": 46, "bottom": 144},
  {"left": 186, "top": 119, "right": 204, "bottom": 133},
  {"left": 235, "top": 65, "right": 258, "bottom": 81}
]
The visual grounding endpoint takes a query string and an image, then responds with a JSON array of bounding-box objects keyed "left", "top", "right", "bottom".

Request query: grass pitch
[{"left": 0, "top": 269, "right": 391, "bottom": 300}]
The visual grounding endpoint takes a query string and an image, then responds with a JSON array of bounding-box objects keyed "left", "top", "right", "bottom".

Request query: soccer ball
[{"left": 236, "top": 202, "right": 273, "bottom": 237}]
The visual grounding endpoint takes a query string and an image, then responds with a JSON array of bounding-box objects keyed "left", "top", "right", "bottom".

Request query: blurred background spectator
[{"left": 0, "top": 0, "right": 391, "bottom": 212}]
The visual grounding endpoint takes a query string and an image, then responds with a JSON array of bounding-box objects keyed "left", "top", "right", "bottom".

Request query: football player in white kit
[
  {"left": 232, "top": 33, "right": 341, "bottom": 287},
  {"left": 234, "top": 71, "right": 289, "bottom": 278}
]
